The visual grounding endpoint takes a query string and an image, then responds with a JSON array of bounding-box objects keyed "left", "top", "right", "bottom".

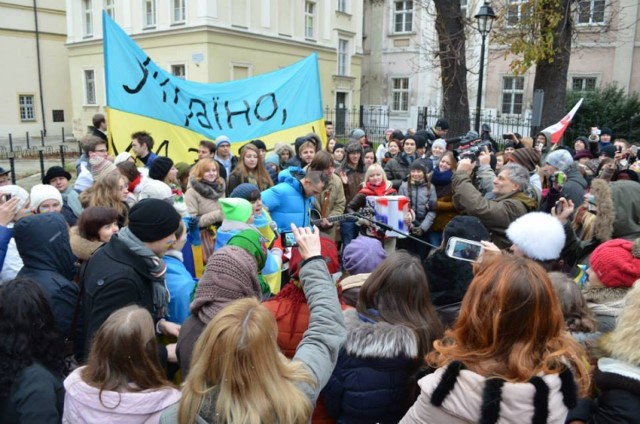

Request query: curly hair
[
  {"left": 0, "top": 278, "right": 64, "bottom": 398},
  {"left": 79, "top": 173, "right": 128, "bottom": 225}
]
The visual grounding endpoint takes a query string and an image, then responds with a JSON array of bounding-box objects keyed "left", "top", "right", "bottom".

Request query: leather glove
[{"left": 410, "top": 227, "right": 423, "bottom": 237}]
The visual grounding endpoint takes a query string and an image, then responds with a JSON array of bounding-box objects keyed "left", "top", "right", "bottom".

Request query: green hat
[
  {"left": 228, "top": 229, "right": 267, "bottom": 270},
  {"left": 220, "top": 198, "right": 253, "bottom": 223}
]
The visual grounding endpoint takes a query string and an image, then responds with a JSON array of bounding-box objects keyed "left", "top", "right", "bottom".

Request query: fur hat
[
  {"left": 343, "top": 235, "right": 386, "bottom": 275},
  {"left": 220, "top": 198, "right": 253, "bottom": 223},
  {"left": 190, "top": 245, "right": 260, "bottom": 323},
  {"left": 149, "top": 156, "right": 173, "bottom": 181},
  {"left": 89, "top": 156, "right": 117, "bottom": 181},
  {"left": 509, "top": 148, "right": 541, "bottom": 172},
  {"left": 30, "top": 184, "right": 63, "bottom": 211},
  {"left": 545, "top": 149, "right": 574, "bottom": 171},
  {"left": 506, "top": 212, "right": 566, "bottom": 261},
  {"left": 590, "top": 238, "right": 640, "bottom": 288}
]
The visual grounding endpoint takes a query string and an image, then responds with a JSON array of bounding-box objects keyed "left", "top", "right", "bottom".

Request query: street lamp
[{"left": 474, "top": 1, "right": 497, "bottom": 133}]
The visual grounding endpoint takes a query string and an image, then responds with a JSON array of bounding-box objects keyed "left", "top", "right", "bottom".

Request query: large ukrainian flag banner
[{"left": 103, "top": 12, "right": 325, "bottom": 161}]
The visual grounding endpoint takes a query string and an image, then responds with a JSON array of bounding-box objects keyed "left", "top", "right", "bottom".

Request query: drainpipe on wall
[{"left": 33, "top": 0, "right": 47, "bottom": 137}]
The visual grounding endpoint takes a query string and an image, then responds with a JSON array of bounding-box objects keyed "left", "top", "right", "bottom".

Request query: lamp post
[{"left": 474, "top": 1, "right": 497, "bottom": 133}]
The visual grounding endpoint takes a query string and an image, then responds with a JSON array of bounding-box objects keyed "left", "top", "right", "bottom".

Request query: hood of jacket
[
  {"left": 565, "top": 163, "right": 588, "bottom": 190},
  {"left": 343, "top": 308, "right": 418, "bottom": 359},
  {"left": 14, "top": 213, "right": 76, "bottom": 278},
  {"left": 590, "top": 179, "right": 640, "bottom": 242},
  {"left": 418, "top": 362, "right": 576, "bottom": 423},
  {"left": 277, "top": 166, "right": 304, "bottom": 189},
  {"left": 497, "top": 190, "right": 539, "bottom": 212},
  {"left": 69, "top": 226, "right": 104, "bottom": 261},
  {"left": 64, "top": 367, "right": 181, "bottom": 420}
]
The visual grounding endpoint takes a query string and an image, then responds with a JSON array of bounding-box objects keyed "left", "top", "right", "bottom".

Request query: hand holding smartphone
[{"left": 445, "top": 237, "right": 484, "bottom": 263}]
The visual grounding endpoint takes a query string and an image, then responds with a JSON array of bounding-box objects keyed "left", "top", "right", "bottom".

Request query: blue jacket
[
  {"left": 0, "top": 225, "right": 12, "bottom": 271},
  {"left": 14, "top": 213, "right": 79, "bottom": 339},
  {"left": 164, "top": 252, "right": 197, "bottom": 325},
  {"left": 323, "top": 309, "right": 421, "bottom": 424},
  {"left": 261, "top": 167, "right": 313, "bottom": 231}
]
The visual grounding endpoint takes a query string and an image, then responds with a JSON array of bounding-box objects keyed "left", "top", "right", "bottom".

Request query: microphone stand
[{"left": 353, "top": 212, "right": 439, "bottom": 250}]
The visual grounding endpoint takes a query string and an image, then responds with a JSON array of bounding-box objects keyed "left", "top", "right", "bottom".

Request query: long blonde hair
[
  {"left": 79, "top": 173, "right": 128, "bottom": 223},
  {"left": 178, "top": 298, "right": 314, "bottom": 424}
]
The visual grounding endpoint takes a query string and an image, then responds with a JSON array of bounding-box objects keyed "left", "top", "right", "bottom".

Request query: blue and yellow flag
[{"left": 103, "top": 12, "right": 325, "bottom": 160}]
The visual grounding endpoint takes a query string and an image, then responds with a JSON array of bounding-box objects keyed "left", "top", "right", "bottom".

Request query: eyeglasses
[{"left": 94, "top": 148, "right": 108, "bottom": 153}]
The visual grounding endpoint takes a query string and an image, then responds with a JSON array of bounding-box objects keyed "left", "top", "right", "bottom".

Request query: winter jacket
[
  {"left": 164, "top": 251, "right": 197, "bottom": 325},
  {"left": 0, "top": 229, "right": 22, "bottom": 283},
  {"left": 161, "top": 257, "right": 347, "bottom": 424},
  {"left": 452, "top": 172, "right": 538, "bottom": 249},
  {"left": 583, "top": 287, "right": 628, "bottom": 333},
  {"left": 424, "top": 249, "right": 473, "bottom": 327},
  {"left": 176, "top": 314, "right": 206, "bottom": 378},
  {"left": 385, "top": 153, "right": 417, "bottom": 190},
  {"left": 313, "top": 173, "right": 346, "bottom": 241},
  {"left": 561, "top": 179, "right": 640, "bottom": 267},
  {"left": 346, "top": 182, "right": 397, "bottom": 214},
  {"left": 80, "top": 235, "right": 160, "bottom": 358},
  {"left": 0, "top": 361, "right": 64, "bottom": 424},
  {"left": 431, "top": 170, "right": 457, "bottom": 232},
  {"left": 184, "top": 177, "right": 226, "bottom": 228},
  {"left": 323, "top": 309, "right": 421, "bottom": 424},
  {"left": 15, "top": 213, "right": 78, "bottom": 339},
  {"left": 566, "top": 357, "right": 640, "bottom": 424},
  {"left": 542, "top": 163, "right": 587, "bottom": 214},
  {"left": 261, "top": 167, "right": 314, "bottom": 231},
  {"left": 63, "top": 366, "right": 181, "bottom": 424},
  {"left": 401, "top": 362, "right": 578, "bottom": 424},
  {"left": 0, "top": 225, "right": 12, "bottom": 272},
  {"left": 399, "top": 180, "right": 437, "bottom": 232}
]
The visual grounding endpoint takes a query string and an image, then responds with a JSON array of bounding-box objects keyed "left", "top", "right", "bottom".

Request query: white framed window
[
  {"left": 144, "top": 0, "right": 156, "bottom": 27},
  {"left": 391, "top": 78, "right": 410, "bottom": 112},
  {"left": 19, "top": 95, "right": 36, "bottom": 122},
  {"left": 84, "top": 69, "right": 97, "bottom": 105},
  {"left": 576, "top": 0, "right": 605, "bottom": 25},
  {"left": 506, "top": 0, "right": 528, "bottom": 26},
  {"left": 305, "top": 1, "right": 316, "bottom": 39},
  {"left": 572, "top": 77, "right": 597, "bottom": 92},
  {"left": 172, "top": 0, "right": 186, "bottom": 23},
  {"left": 171, "top": 64, "right": 186, "bottom": 79},
  {"left": 338, "top": 0, "right": 348, "bottom": 13},
  {"left": 82, "top": 0, "right": 93, "bottom": 36},
  {"left": 460, "top": 0, "right": 467, "bottom": 17},
  {"left": 104, "top": 0, "right": 115, "bottom": 18},
  {"left": 394, "top": 1, "right": 413, "bottom": 33},
  {"left": 501, "top": 76, "right": 524, "bottom": 115},
  {"left": 337, "top": 39, "right": 349, "bottom": 76}
]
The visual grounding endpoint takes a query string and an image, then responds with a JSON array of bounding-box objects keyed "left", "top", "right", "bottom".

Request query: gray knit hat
[
  {"left": 190, "top": 246, "right": 260, "bottom": 323},
  {"left": 545, "top": 149, "right": 574, "bottom": 171}
]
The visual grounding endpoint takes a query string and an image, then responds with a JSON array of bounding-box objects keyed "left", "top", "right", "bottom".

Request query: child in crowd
[{"left": 399, "top": 161, "right": 437, "bottom": 259}]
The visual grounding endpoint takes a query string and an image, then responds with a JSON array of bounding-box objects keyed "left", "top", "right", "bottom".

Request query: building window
[
  {"left": 144, "top": 0, "right": 156, "bottom": 27},
  {"left": 460, "top": 0, "right": 467, "bottom": 17},
  {"left": 502, "top": 76, "right": 524, "bottom": 115},
  {"left": 338, "top": 39, "right": 349, "bottom": 76},
  {"left": 19, "top": 95, "right": 35, "bottom": 122},
  {"left": 506, "top": 0, "right": 529, "bottom": 26},
  {"left": 171, "top": 64, "right": 186, "bottom": 79},
  {"left": 391, "top": 78, "right": 410, "bottom": 112},
  {"left": 84, "top": 70, "right": 97, "bottom": 105},
  {"left": 52, "top": 110, "right": 65, "bottom": 122},
  {"left": 104, "top": 0, "right": 115, "bottom": 18},
  {"left": 173, "top": 0, "right": 186, "bottom": 23},
  {"left": 572, "top": 77, "right": 597, "bottom": 92},
  {"left": 394, "top": 1, "right": 413, "bottom": 33},
  {"left": 576, "top": 0, "right": 605, "bottom": 25},
  {"left": 305, "top": 1, "right": 315, "bottom": 39},
  {"left": 82, "top": 0, "right": 93, "bottom": 36},
  {"left": 338, "top": 0, "right": 348, "bottom": 13}
]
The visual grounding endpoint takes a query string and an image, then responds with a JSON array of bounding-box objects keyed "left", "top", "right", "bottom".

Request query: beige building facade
[
  {"left": 482, "top": 0, "right": 640, "bottom": 120},
  {"left": 0, "top": 0, "right": 71, "bottom": 138},
  {"left": 66, "top": 0, "right": 363, "bottom": 138}
]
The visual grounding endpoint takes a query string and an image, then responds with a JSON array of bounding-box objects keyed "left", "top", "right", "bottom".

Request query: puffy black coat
[
  {"left": 80, "top": 235, "right": 157, "bottom": 358},
  {"left": 14, "top": 213, "right": 78, "bottom": 338}
]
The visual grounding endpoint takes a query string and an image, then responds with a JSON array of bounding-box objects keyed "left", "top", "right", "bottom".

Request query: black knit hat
[
  {"left": 435, "top": 118, "right": 449, "bottom": 131},
  {"left": 443, "top": 216, "right": 490, "bottom": 246},
  {"left": 410, "top": 161, "right": 428, "bottom": 175},
  {"left": 43, "top": 166, "right": 72, "bottom": 184},
  {"left": 149, "top": 156, "right": 174, "bottom": 181},
  {"left": 600, "top": 144, "right": 616, "bottom": 159},
  {"left": 128, "top": 198, "right": 181, "bottom": 242}
]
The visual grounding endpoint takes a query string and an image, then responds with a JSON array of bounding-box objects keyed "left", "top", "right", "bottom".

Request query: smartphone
[
  {"left": 591, "top": 127, "right": 601, "bottom": 136},
  {"left": 445, "top": 237, "right": 484, "bottom": 263},
  {"left": 615, "top": 145, "right": 623, "bottom": 154},
  {"left": 555, "top": 201, "right": 564, "bottom": 215},
  {"left": 280, "top": 231, "right": 298, "bottom": 248},
  {"left": 502, "top": 134, "right": 512, "bottom": 140},
  {"left": 3, "top": 193, "right": 12, "bottom": 201}
]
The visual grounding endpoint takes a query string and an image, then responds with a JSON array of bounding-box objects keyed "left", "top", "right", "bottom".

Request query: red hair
[{"left": 428, "top": 254, "right": 590, "bottom": 395}]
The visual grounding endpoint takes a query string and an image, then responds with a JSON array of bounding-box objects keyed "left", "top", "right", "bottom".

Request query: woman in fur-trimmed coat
[{"left": 322, "top": 252, "right": 443, "bottom": 424}]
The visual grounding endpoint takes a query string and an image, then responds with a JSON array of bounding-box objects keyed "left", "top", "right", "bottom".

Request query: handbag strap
[{"left": 65, "top": 261, "right": 88, "bottom": 353}]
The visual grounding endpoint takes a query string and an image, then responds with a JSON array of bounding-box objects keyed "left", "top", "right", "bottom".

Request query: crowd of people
[{"left": 0, "top": 112, "right": 639, "bottom": 423}]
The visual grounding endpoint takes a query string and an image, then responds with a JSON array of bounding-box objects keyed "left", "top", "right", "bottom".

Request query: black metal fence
[{"left": 323, "top": 106, "right": 391, "bottom": 145}]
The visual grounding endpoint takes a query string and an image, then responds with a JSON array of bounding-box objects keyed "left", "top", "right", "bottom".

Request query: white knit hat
[
  {"left": 30, "top": 184, "right": 63, "bottom": 211},
  {"left": 114, "top": 152, "right": 133, "bottom": 165},
  {"left": 506, "top": 212, "right": 566, "bottom": 261}
]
